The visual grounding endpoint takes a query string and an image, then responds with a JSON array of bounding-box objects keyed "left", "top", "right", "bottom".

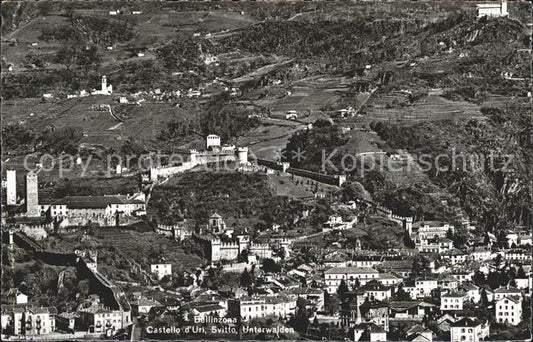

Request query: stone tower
[
  {"left": 101, "top": 75, "right": 107, "bottom": 92},
  {"left": 6, "top": 170, "right": 16, "bottom": 205},
  {"left": 25, "top": 172, "right": 39, "bottom": 217},
  {"left": 236, "top": 147, "right": 248, "bottom": 165}
]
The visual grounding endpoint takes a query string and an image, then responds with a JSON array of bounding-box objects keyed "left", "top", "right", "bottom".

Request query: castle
[
  {"left": 143, "top": 134, "right": 249, "bottom": 183},
  {"left": 194, "top": 213, "right": 273, "bottom": 262}
]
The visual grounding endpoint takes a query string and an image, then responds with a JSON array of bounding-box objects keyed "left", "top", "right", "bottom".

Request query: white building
[
  {"left": 495, "top": 296, "right": 522, "bottom": 325},
  {"left": 494, "top": 286, "right": 522, "bottom": 301},
  {"left": 324, "top": 267, "right": 381, "bottom": 294},
  {"left": 3, "top": 288, "right": 28, "bottom": 305},
  {"left": 450, "top": 318, "right": 490, "bottom": 342},
  {"left": 440, "top": 291, "right": 466, "bottom": 311},
  {"left": 92, "top": 76, "right": 113, "bottom": 95},
  {"left": 151, "top": 263, "right": 172, "bottom": 280},
  {"left": 416, "top": 222, "right": 454, "bottom": 240},
  {"left": 476, "top": 1, "right": 508, "bottom": 18},
  {"left": 131, "top": 298, "right": 162, "bottom": 315},
  {"left": 206, "top": 134, "right": 221, "bottom": 150},
  {"left": 228, "top": 295, "right": 296, "bottom": 321},
  {"left": 471, "top": 247, "right": 491, "bottom": 261},
  {"left": 6, "top": 170, "right": 17, "bottom": 205},
  {"left": 414, "top": 278, "right": 438, "bottom": 298}
]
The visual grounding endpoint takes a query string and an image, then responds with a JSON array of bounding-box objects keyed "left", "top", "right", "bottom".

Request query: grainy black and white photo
[{"left": 1, "top": 0, "right": 532, "bottom": 341}]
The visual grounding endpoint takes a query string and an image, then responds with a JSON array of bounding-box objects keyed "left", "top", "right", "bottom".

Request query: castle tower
[
  {"left": 355, "top": 238, "right": 362, "bottom": 252},
  {"left": 189, "top": 149, "right": 198, "bottom": 165},
  {"left": 101, "top": 75, "right": 107, "bottom": 92},
  {"left": 404, "top": 217, "right": 413, "bottom": 237},
  {"left": 209, "top": 213, "right": 225, "bottom": 233},
  {"left": 501, "top": 0, "right": 508, "bottom": 16},
  {"left": 236, "top": 147, "right": 248, "bottom": 165},
  {"left": 6, "top": 170, "right": 16, "bottom": 205},
  {"left": 25, "top": 172, "right": 39, "bottom": 217}
]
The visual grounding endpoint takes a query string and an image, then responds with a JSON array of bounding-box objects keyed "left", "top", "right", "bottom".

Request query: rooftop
[
  {"left": 324, "top": 267, "right": 379, "bottom": 274},
  {"left": 51, "top": 195, "right": 144, "bottom": 209}
]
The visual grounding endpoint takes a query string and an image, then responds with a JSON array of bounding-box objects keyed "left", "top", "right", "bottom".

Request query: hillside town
[{"left": 1, "top": 0, "right": 531, "bottom": 341}]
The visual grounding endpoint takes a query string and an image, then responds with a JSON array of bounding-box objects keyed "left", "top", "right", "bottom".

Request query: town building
[
  {"left": 78, "top": 304, "right": 130, "bottom": 336},
  {"left": 495, "top": 296, "right": 522, "bottom": 325},
  {"left": 440, "top": 291, "right": 466, "bottom": 311},
  {"left": 6, "top": 170, "right": 17, "bottom": 205},
  {"left": 450, "top": 318, "right": 490, "bottom": 342},
  {"left": 131, "top": 298, "right": 162, "bottom": 316},
  {"left": 228, "top": 295, "right": 296, "bottom": 321},
  {"left": 1, "top": 305, "right": 57, "bottom": 336},
  {"left": 476, "top": 1, "right": 508, "bottom": 18},
  {"left": 45, "top": 195, "right": 146, "bottom": 219},
  {"left": 324, "top": 267, "right": 381, "bottom": 294},
  {"left": 3, "top": 288, "right": 28, "bottom": 305},
  {"left": 150, "top": 263, "right": 172, "bottom": 280}
]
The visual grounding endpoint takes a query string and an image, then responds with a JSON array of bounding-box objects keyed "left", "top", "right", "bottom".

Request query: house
[
  {"left": 359, "top": 300, "right": 389, "bottom": 331},
  {"left": 191, "top": 304, "right": 226, "bottom": 320},
  {"left": 56, "top": 312, "right": 79, "bottom": 332},
  {"left": 47, "top": 195, "right": 146, "bottom": 218},
  {"left": 440, "top": 291, "right": 466, "bottom": 311},
  {"left": 377, "top": 272, "right": 403, "bottom": 286},
  {"left": 1, "top": 305, "right": 57, "bottom": 336},
  {"left": 406, "top": 325, "right": 433, "bottom": 342},
  {"left": 377, "top": 259, "right": 413, "bottom": 278},
  {"left": 359, "top": 280, "right": 392, "bottom": 301},
  {"left": 441, "top": 249, "right": 468, "bottom": 264},
  {"left": 450, "top": 318, "right": 490, "bottom": 342},
  {"left": 414, "top": 277, "right": 438, "bottom": 298},
  {"left": 323, "top": 215, "right": 358, "bottom": 231},
  {"left": 131, "top": 298, "right": 163, "bottom": 316},
  {"left": 459, "top": 283, "right": 480, "bottom": 303},
  {"left": 282, "top": 287, "right": 324, "bottom": 311},
  {"left": 78, "top": 304, "right": 130, "bottom": 336},
  {"left": 494, "top": 286, "right": 522, "bottom": 301},
  {"left": 437, "top": 275, "right": 458, "bottom": 291},
  {"left": 418, "top": 238, "right": 453, "bottom": 253},
  {"left": 437, "top": 313, "right": 457, "bottom": 332},
  {"left": 495, "top": 296, "right": 522, "bottom": 325},
  {"left": 3, "top": 288, "right": 28, "bottom": 305},
  {"left": 324, "top": 267, "right": 381, "bottom": 294},
  {"left": 353, "top": 323, "right": 387, "bottom": 342},
  {"left": 151, "top": 263, "right": 172, "bottom": 280},
  {"left": 414, "top": 222, "right": 454, "bottom": 240},
  {"left": 228, "top": 295, "right": 296, "bottom": 321},
  {"left": 389, "top": 301, "right": 436, "bottom": 319},
  {"left": 450, "top": 271, "right": 474, "bottom": 283},
  {"left": 471, "top": 246, "right": 491, "bottom": 261},
  {"left": 476, "top": 1, "right": 508, "bottom": 18}
]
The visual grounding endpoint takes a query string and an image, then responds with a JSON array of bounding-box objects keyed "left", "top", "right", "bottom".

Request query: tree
[
  {"left": 473, "top": 270, "right": 486, "bottom": 286},
  {"left": 412, "top": 255, "right": 430, "bottom": 278},
  {"left": 394, "top": 283, "right": 411, "bottom": 301},
  {"left": 403, "top": 230, "right": 415, "bottom": 249},
  {"left": 262, "top": 258, "right": 281, "bottom": 273},
  {"left": 240, "top": 268, "right": 252, "bottom": 288},
  {"left": 480, "top": 288, "right": 489, "bottom": 307},
  {"left": 337, "top": 279, "right": 349, "bottom": 302},
  {"left": 517, "top": 266, "right": 526, "bottom": 278}
]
